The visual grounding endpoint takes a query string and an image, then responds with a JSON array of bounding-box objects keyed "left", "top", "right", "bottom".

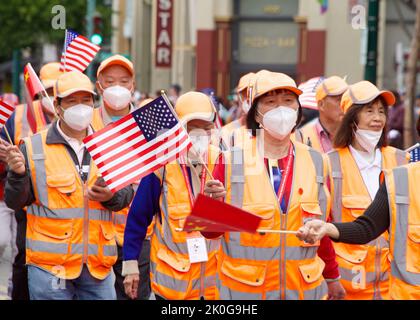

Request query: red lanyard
[
  {"left": 180, "top": 155, "right": 207, "bottom": 208},
  {"left": 276, "top": 143, "right": 294, "bottom": 206}
]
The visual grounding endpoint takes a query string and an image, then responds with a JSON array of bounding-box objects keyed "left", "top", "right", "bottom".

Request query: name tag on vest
[{"left": 187, "top": 237, "right": 208, "bottom": 263}]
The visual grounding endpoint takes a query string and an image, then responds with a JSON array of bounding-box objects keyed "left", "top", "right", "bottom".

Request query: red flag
[
  {"left": 23, "top": 63, "right": 44, "bottom": 133},
  {"left": 182, "top": 194, "right": 262, "bottom": 233}
]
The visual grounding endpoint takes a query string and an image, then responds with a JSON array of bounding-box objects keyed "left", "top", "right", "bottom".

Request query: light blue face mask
[{"left": 111, "top": 116, "right": 123, "bottom": 122}]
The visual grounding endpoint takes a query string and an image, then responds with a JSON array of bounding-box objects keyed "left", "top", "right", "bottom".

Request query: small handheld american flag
[
  {"left": 0, "top": 100, "right": 15, "bottom": 128},
  {"left": 407, "top": 143, "right": 420, "bottom": 163},
  {"left": 83, "top": 96, "right": 192, "bottom": 192},
  {"left": 298, "top": 77, "right": 324, "bottom": 110},
  {"left": 60, "top": 29, "right": 100, "bottom": 73}
]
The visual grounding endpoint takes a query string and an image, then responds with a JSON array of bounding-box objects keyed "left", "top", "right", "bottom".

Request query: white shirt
[
  {"left": 349, "top": 145, "right": 382, "bottom": 200},
  {"left": 56, "top": 121, "right": 93, "bottom": 166}
]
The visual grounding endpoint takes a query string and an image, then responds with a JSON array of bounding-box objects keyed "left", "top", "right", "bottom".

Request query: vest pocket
[
  {"left": 407, "top": 224, "right": 420, "bottom": 273},
  {"left": 221, "top": 258, "right": 267, "bottom": 287},
  {"left": 99, "top": 223, "right": 117, "bottom": 268},
  {"left": 298, "top": 256, "right": 325, "bottom": 284},
  {"left": 342, "top": 195, "right": 371, "bottom": 219},
  {"left": 300, "top": 202, "right": 323, "bottom": 247},
  {"left": 156, "top": 247, "right": 191, "bottom": 273},
  {"left": 29, "top": 218, "right": 73, "bottom": 266},
  {"left": 46, "top": 173, "right": 77, "bottom": 207},
  {"left": 334, "top": 243, "right": 369, "bottom": 264},
  {"left": 241, "top": 203, "right": 275, "bottom": 230}
]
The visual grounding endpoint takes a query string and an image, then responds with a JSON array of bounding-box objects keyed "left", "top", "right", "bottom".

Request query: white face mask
[
  {"left": 189, "top": 134, "right": 209, "bottom": 159},
  {"left": 41, "top": 96, "right": 55, "bottom": 113},
  {"left": 61, "top": 104, "right": 93, "bottom": 131},
  {"left": 242, "top": 100, "right": 251, "bottom": 113},
  {"left": 259, "top": 106, "right": 298, "bottom": 140},
  {"left": 103, "top": 85, "right": 132, "bottom": 110},
  {"left": 354, "top": 126, "right": 383, "bottom": 154}
]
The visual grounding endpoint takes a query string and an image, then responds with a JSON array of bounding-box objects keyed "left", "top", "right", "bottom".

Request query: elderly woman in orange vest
[
  {"left": 325, "top": 81, "right": 409, "bottom": 300},
  {"left": 297, "top": 159, "right": 420, "bottom": 300},
  {"left": 204, "top": 70, "right": 345, "bottom": 300}
]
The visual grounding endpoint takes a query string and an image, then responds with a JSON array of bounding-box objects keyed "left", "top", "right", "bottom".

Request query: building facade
[{"left": 112, "top": 0, "right": 419, "bottom": 99}]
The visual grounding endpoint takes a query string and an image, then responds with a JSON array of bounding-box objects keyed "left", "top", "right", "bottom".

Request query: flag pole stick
[
  {"left": 174, "top": 227, "right": 297, "bottom": 234},
  {"left": 161, "top": 90, "right": 215, "bottom": 180},
  {"left": 3, "top": 127, "right": 13, "bottom": 145},
  {"left": 405, "top": 143, "right": 420, "bottom": 153}
]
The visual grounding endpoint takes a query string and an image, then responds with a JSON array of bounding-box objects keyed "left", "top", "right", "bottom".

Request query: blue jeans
[{"left": 28, "top": 265, "right": 116, "bottom": 300}]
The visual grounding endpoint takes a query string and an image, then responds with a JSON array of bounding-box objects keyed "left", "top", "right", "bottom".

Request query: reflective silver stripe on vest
[
  {"left": 308, "top": 149, "right": 328, "bottom": 220},
  {"left": 222, "top": 240, "right": 317, "bottom": 261},
  {"left": 339, "top": 267, "right": 389, "bottom": 284},
  {"left": 192, "top": 275, "right": 216, "bottom": 291},
  {"left": 113, "top": 213, "right": 127, "bottom": 225},
  {"left": 27, "top": 205, "right": 112, "bottom": 222},
  {"left": 395, "top": 149, "right": 408, "bottom": 166},
  {"left": 284, "top": 282, "right": 328, "bottom": 300},
  {"left": 150, "top": 261, "right": 189, "bottom": 293},
  {"left": 30, "top": 134, "right": 49, "bottom": 206},
  {"left": 26, "top": 240, "right": 114, "bottom": 257},
  {"left": 327, "top": 150, "right": 343, "bottom": 222},
  {"left": 230, "top": 146, "right": 245, "bottom": 208},
  {"left": 388, "top": 166, "right": 420, "bottom": 286},
  {"left": 216, "top": 274, "right": 262, "bottom": 300}
]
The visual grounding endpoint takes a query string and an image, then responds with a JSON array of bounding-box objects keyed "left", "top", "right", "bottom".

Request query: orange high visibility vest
[
  {"left": 299, "top": 120, "right": 323, "bottom": 152},
  {"left": 384, "top": 162, "right": 420, "bottom": 300},
  {"left": 23, "top": 128, "right": 117, "bottom": 280},
  {"left": 14, "top": 101, "right": 48, "bottom": 145},
  {"left": 328, "top": 146, "right": 409, "bottom": 300},
  {"left": 218, "top": 135, "right": 331, "bottom": 300},
  {"left": 150, "top": 147, "right": 220, "bottom": 300}
]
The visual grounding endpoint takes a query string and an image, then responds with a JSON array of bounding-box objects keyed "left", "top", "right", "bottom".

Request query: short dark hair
[
  {"left": 246, "top": 92, "right": 303, "bottom": 137},
  {"left": 170, "top": 84, "right": 182, "bottom": 95},
  {"left": 333, "top": 97, "right": 389, "bottom": 149}
]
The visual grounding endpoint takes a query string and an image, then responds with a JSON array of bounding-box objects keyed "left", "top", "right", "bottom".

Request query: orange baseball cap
[
  {"left": 175, "top": 92, "right": 216, "bottom": 124},
  {"left": 40, "top": 62, "right": 63, "bottom": 89},
  {"left": 237, "top": 72, "right": 255, "bottom": 94},
  {"left": 340, "top": 81, "right": 395, "bottom": 113},
  {"left": 97, "top": 54, "right": 134, "bottom": 77},
  {"left": 54, "top": 71, "right": 96, "bottom": 98},
  {"left": 315, "top": 76, "right": 348, "bottom": 102},
  {"left": 251, "top": 70, "right": 302, "bottom": 104}
]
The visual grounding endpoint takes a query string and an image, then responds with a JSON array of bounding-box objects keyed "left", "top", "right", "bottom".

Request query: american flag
[
  {"left": 83, "top": 96, "right": 192, "bottom": 192},
  {"left": 0, "top": 100, "right": 15, "bottom": 128},
  {"left": 60, "top": 29, "right": 100, "bottom": 73},
  {"left": 298, "top": 77, "right": 324, "bottom": 110}
]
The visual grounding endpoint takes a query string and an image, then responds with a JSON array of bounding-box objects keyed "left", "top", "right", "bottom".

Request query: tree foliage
[{"left": 0, "top": 0, "right": 112, "bottom": 61}]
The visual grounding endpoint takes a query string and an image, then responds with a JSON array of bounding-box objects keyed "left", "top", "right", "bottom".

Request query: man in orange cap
[
  {"left": 92, "top": 54, "right": 152, "bottom": 300},
  {"left": 298, "top": 76, "right": 348, "bottom": 153},
  {"left": 4, "top": 70, "right": 134, "bottom": 300},
  {"left": 0, "top": 62, "right": 62, "bottom": 300}
]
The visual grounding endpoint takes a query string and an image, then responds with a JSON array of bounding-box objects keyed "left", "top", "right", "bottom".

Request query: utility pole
[
  {"left": 364, "top": 0, "right": 379, "bottom": 84},
  {"left": 12, "top": 49, "right": 21, "bottom": 100},
  {"left": 86, "top": 0, "right": 96, "bottom": 80}
]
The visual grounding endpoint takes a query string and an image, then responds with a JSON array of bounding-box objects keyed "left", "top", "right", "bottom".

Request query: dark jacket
[{"left": 5, "top": 121, "right": 134, "bottom": 212}]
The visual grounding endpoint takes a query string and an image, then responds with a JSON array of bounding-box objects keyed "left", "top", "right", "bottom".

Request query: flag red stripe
[
  {"left": 95, "top": 137, "right": 147, "bottom": 166},
  {"left": 86, "top": 121, "right": 139, "bottom": 151},
  {"left": 105, "top": 140, "right": 191, "bottom": 193},
  {"left": 107, "top": 152, "right": 184, "bottom": 193},
  {"left": 64, "top": 57, "right": 88, "bottom": 70},
  {"left": 63, "top": 61, "right": 85, "bottom": 73},
  {"left": 65, "top": 49, "right": 92, "bottom": 65},
  {"left": 75, "top": 36, "right": 101, "bottom": 52},
  {"left": 97, "top": 128, "right": 185, "bottom": 172},
  {"left": 101, "top": 133, "right": 189, "bottom": 184},
  {"left": 0, "top": 101, "right": 15, "bottom": 113},
  {"left": 69, "top": 41, "right": 99, "bottom": 58},
  {"left": 0, "top": 109, "right": 13, "bottom": 119}
]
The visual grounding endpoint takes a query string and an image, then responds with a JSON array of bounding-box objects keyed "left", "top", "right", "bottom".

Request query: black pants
[
  {"left": 113, "top": 240, "right": 151, "bottom": 300},
  {"left": 12, "top": 209, "right": 29, "bottom": 300}
]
